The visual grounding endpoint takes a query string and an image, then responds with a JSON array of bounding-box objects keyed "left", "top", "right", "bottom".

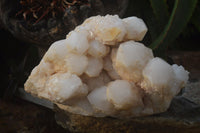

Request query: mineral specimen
[{"left": 24, "top": 15, "right": 189, "bottom": 117}]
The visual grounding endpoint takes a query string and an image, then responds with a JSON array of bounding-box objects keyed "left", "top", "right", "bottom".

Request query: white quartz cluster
[{"left": 24, "top": 15, "right": 189, "bottom": 117}]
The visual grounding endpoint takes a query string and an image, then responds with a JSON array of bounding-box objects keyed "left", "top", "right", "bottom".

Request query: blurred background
[{"left": 0, "top": 0, "right": 199, "bottom": 132}]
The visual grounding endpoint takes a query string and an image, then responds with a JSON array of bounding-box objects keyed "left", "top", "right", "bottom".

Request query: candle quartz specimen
[{"left": 25, "top": 15, "right": 189, "bottom": 117}]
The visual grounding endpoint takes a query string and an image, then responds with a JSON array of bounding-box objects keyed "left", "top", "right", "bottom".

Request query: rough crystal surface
[{"left": 24, "top": 15, "right": 189, "bottom": 117}]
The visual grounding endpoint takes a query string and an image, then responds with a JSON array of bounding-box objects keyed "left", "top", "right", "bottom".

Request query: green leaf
[
  {"left": 149, "top": 0, "right": 198, "bottom": 51},
  {"left": 150, "top": 0, "right": 169, "bottom": 32},
  {"left": 191, "top": 3, "right": 200, "bottom": 32}
]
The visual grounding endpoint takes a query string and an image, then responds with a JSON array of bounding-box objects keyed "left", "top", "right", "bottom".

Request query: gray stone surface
[
  {"left": 54, "top": 80, "right": 200, "bottom": 133},
  {"left": 182, "top": 81, "right": 200, "bottom": 105}
]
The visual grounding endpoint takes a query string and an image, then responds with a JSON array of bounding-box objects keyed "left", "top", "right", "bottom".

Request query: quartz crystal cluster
[{"left": 24, "top": 15, "right": 189, "bottom": 117}]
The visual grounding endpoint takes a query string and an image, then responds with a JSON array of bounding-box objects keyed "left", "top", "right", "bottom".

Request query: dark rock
[
  {"left": 55, "top": 80, "right": 200, "bottom": 133},
  {"left": 182, "top": 81, "right": 200, "bottom": 105},
  {"left": 55, "top": 96, "right": 200, "bottom": 133},
  {"left": 0, "top": 0, "right": 129, "bottom": 49}
]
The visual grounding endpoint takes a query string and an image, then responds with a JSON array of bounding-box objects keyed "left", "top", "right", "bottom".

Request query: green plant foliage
[
  {"left": 125, "top": 0, "right": 199, "bottom": 56},
  {"left": 191, "top": 3, "right": 200, "bottom": 32},
  {"left": 149, "top": 0, "right": 169, "bottom": 33},
  {"left": 149, "top": 0, "right": 198, "bottom": 51}
]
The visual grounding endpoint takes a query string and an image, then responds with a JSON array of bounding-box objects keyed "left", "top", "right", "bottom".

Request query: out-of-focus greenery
[{"left": 125, "top": 0, "right": 199, "bottom": 56}]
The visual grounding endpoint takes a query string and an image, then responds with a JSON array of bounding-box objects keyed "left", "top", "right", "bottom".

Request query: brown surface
[
  {"left": 168, "top": 51, "right": 200, "bottom": 79},
  {"left": 0, "top": 98, "right": 67, "bottom": 133}
]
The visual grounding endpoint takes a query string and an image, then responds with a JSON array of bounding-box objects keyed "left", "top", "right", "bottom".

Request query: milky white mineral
[{"left": 24, "top": 15, "right": 189, "bottom": 118}]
